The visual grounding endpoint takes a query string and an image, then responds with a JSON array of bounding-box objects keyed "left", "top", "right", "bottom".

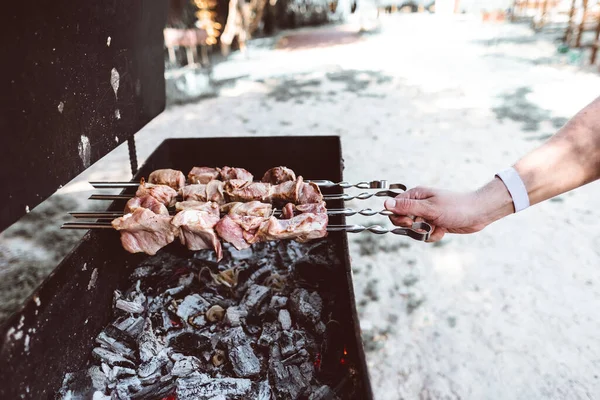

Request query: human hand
[{"left": 383, "top": 182, "right": 512, "bottom": 242}]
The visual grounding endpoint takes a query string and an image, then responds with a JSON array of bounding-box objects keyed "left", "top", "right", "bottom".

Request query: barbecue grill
[{"left": 1, "top": 137, "right": 374, "bottom": 399}]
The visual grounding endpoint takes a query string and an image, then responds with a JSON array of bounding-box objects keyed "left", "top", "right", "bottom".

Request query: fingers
[
  {"left": 426, "top": 226, "right": 446, "bottom": 243},
  {"left": 389, "top": 215, "right": 414, "bottom": 227}
]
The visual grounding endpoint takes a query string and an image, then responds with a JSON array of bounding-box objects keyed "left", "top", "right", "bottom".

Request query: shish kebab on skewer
[
  {"left": 89, "top": 166, "right": 407, "bottom": 191},
  {"left": 62, "top": 166, "right": 430, "bottom": 259}
]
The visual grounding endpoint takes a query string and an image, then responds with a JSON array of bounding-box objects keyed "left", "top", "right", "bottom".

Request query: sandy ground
[{"left": 2, "top": 13, "right": 600, "bottom": 399}]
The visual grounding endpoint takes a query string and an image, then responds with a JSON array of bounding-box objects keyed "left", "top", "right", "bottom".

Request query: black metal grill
[{"left": 0, "top": 136, "right": 374, "bottom": 399}]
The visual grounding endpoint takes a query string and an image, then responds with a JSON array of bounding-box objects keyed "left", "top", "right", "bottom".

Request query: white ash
[
  {"left": 176, "top": 294, "right": 210, "bottom": 323},
  {"left": 278, "top": 308, "right": 293, "bottom": 330}
]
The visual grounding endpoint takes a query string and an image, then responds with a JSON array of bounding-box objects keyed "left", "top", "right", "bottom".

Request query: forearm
[
  {"left": 514, "top": 96, "right": 600, "bottom": 205},
  {"left": 477, "top": 96, "right": 600, "bottom": 226}
]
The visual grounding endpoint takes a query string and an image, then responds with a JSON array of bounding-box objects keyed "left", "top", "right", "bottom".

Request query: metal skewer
[
  {"left": 88, "top": 190, "right": 402, "bottom": 202},
  {"left": 88, "top": 180, "right": 407, "bottom": 190},
  {"left": 68, "top": 208, "right": 396, "bottom": 219},
  {"left": 60, "top": 221, "right": 432, "bottom": 241}
]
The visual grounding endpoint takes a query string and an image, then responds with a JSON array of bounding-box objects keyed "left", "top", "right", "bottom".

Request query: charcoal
[
  {"left": 237, "top": 265, "right": 272, "bottom": 295},
  {"left": 96, "top": 331, "right": 135, "bottom": 359},
  {"left": 225, "top": 327, "right": 261, "bottom": 378},
  {"left": 268, "top": 345, "right": 311, "bottom": 400},
  {"left": 258, "top": 322, "right": 280, "bottom": 347},
  {"left": 300, "top": 360, "right": 315, "bottom": 381},
  {"left": 283, "top": 349, "right": 309, "bottom": 366},
  {"left": 104, "top": 365, "right": 136, "bottom": 381},
  {"left": 138, "top": 369, "right": 162, "bottom": 386},
  {"left": 116, "top": 299, "right": 145, "bottom": 314},
  {"left": 138, "top": 352, "right": 168, "bottom": 378},
  {"left": 241, "top": 285, "right": 270, "bottom": 313},
  {"left": 138, "top": 318, "right": 164, "bottom": 362},
  {"left": 130, "top": 380, "right": 176, "bottom": 400},
  {"left": 315, "top": 321, "right": 326, "bottom": 335},
  {"left": 132, "top": 265, "right": 154, "bottom": 278},
  {"left": 104, "top": 325, "right": 138, "bottom": 348},
  {"left": 176, "top": 372, "right": 252, "bottom": 400},
  {"left": 278, "top": 309, "right": 292, "bottom": 331},
  {"left": 178, "top": 272, "right": 196, "bottom": 287},
  {"left": 224, "top": 306, "right": 247, "bottom": 327},
  {"left": 169, "top": 332, "right": 212, "bottom": 357},
  {"left": 280, "top": 330, "right": 307, "bottom": 358},
  {"left": 270, "top": 295, "right": 288, "bottom": 309},
  {"left": 114, "top": 316, "right": 145, "bottom": 338},
  {"left": 92, "top": 391, "right": 111, "bottom": 400},
  {"left": 165, "top": 285, "right": 185, "bottom": 296},
  {"left": 257, "top": 379, "right": 271, "bottom": 400},
  {"left": 309, "top": 385, "right": 338, "bottom": 400},
  {"left": 177, "top": 294, "right": 211, "bottom": 324},
  {"left": 114, "top": 375, "right": 142, "bottom": 399},
  {"left": 289, "top": 288, "right": 322, "bottom": 326},
  {"left": 172, "top": 356, "right": 202, "bottom": 377},
  {"left": 92, "top": 347, "right": 135, "bottom": 369},
  {"left": 88, "top": 366, "right": 107, "bottom": 392}
]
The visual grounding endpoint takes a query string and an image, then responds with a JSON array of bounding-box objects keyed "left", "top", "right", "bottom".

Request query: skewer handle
[
  {"left": 308, "top": 180, "right": 406, "bottom": 191},
  {"left": 323, "top": 190, "right": 402, "bottom": 201},
  {"left": 61, "top": 222, "right": 113, "bottom": 229},
  {"left": 327, "top": 222, "right": 432, "bottom": 241}
]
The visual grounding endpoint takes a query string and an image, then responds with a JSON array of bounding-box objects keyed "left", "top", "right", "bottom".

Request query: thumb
[{"left": 384, "top": 196, "right": 430, "bottom": 218}]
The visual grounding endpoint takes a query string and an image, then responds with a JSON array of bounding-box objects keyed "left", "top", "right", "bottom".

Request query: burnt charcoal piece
[
  {"left": 176, "top": 294, "right": 211, "bottom": 325},
  {"left": 138, "top": 353, "right": 168, "bottom": 378},
  {"left": 95, "top": 331, "right": 135, "bottom": 359},
  {"left": 309, "top": 385, "right": 339, "bottom": 400},
  {"left": 270, "top": 295, "right": 288, "bottom": 309},
  {"left": 171, "top": 355, "right": 202, "bottom": 377},
  {"left": 92, "top": 347, "right": 135, "bottom": 369},
  {"left": 115, "top": 299, "right": 145, "bottom": 314},
  {"left": 257, "top": 380, "right": 271, "bottom": 400},
  {"left": 88, "top": 366, "right": 107, "bottom": 392},
  {"left": 282, "top": 349, "right": 310, "bottom": 366},
  {"left": 280, "top": 330, "right": 306, "bottom": 357},
  {"left": 241, "top": 285, "right": 270, "bottom": 313},
  {"left": 114, "top": 316, "right": 145, "bottom": 337},
  {"left": 237, "top": 265, "right": 272, "bottom": 295},
  {"left": 130, "top": 379, "right": 176, "bottom": 400},
  {"left": 269, "top": 345, "right": 311, "bottom": 400},
  {"left": 225, "top": 326, "right": 262, "bottom": 378},
  {"left": 169, "top": 332, "right": 212, "bottom": 357},
  {"left": 278, "top": 309, "right": 293, "bottom": 331},
  {"left": 258, "top": 322, "right": 280, "bottom": 348},
  {"left": 290, "top": 288, "right": 323, "bottom": 326},
  {"left": 114, "top": 375, "right": 143, "bottom": 398},
  {"left": 225, "top": 306, "right": 248, "bottom": 327},
  {"left": 176, "top": 372, "right": 253, "bottom": 400},
  {"left": 138, "top": 318, "right": 164, "bottom": 363}
]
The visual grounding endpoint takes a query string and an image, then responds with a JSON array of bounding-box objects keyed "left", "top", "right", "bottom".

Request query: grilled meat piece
[
  {"left": 171, "top": 209, "right": 222, "bottom": 260},
  {"left": 124, "top": 195, "right": 169, "bottom": 215},
  {"left": 215, "top": 201, "right": 272, "bottom": 250},
  {"left": 261, "top": 167, "right": 296, "bottom": 184},
  {"left": 270, "top": 177, "right": 303, "bottom": 204},
  {"left": 219, "top": 166, "right": 253, "bottom": 183},
  {"left": 252, "top": 213, "right": 328, "bottom": 243},
  {"left": 111, "top": 208, "right": 178, "bottom": 255},
  {"left": 175, "top": 201, "right": 221, "bottom": 214},
  {"left": 281, "top": 202, "right": 327, "bottom": 219},
  {"left": 148, "top": 169, "right": 186, "bottom": 190},
  {"left": 224, "top": 180, "right": 271, "bottom": 202},
  {"left": 181, "top": 181, "right": 226, "bottom": 204},
  {"left": 187, "top": 167, "right": 220, "bottom": 184},
  {"left": 220, "top": 201, "right": 272, "bottom": 217},
  {"left": 215, "top": 215, "right": 249, "bottom": 250},
  {"left": 136, "top": 183, "right": 178, "bottom": 207},
  {"left": 298, "top": 181, "right": 322, "bottom": 204}
]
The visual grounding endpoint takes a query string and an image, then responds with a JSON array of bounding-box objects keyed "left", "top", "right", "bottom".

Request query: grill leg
[{"left": 127, "top": 137, "right": 138, "bottom": 177}]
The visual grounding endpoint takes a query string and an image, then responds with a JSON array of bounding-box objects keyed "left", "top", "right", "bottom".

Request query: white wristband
[{"left": 495, "top": 167, "right": 530, "bottom": 213}]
